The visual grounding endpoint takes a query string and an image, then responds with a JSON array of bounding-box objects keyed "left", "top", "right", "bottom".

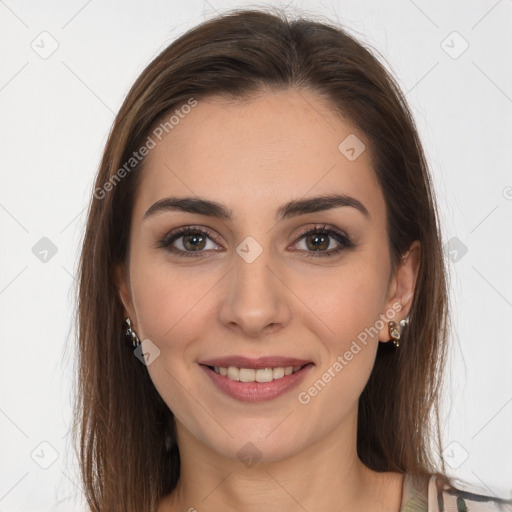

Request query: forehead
[{"left": 133, "top": 88, "right": 385, "bottom": 221}]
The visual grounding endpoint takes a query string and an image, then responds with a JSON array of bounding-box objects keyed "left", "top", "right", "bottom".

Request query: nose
[{"left": 218, "top": 248, "right": 291, "bottom": 338}]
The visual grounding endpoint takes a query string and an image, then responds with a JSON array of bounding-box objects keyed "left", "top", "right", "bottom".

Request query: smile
[
  {"left": 208, "top": 365, "right": 304, "bottom": 382},
  {"left": 199, "top": 361, "right": 315, "bottom": 402}
]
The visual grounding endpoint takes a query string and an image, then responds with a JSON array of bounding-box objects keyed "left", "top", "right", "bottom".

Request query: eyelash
[{"left": 156, "top": 224, "right": 354, "bottom": 258}]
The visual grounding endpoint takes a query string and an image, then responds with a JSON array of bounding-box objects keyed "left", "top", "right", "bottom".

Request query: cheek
[
  {"left": 130, "top": 250, "right": 216, "bottom": 343},
  {"left": 299, "top": 256, "right": 388, "bottom": 347},
  {"left": 293, "top": 255, "right": 388, "bottom": 394},
  {"left": 129, "top": 257, "right": 215, "bottom": 420}
]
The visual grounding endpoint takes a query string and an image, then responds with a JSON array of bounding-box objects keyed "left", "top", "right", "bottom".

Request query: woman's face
[{"left": 117, "top": 88, "right": 416, "bottom": 463}]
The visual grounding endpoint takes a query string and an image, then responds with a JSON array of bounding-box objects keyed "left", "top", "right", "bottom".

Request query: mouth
[
  {"left": 203, "top": 363, "right": 309, "bottom": 383},
  {"left": 198, "top": 357, "right": 314, "bottom": 402}
]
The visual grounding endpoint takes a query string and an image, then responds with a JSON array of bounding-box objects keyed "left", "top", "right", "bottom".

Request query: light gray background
[{"left": 1, "top": 1, "right": 511, "bottom": 510}]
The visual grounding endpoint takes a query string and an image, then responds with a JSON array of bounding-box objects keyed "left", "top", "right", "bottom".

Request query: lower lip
[{"left": 200, "top": 363, "right": 314, "bottom": 402}]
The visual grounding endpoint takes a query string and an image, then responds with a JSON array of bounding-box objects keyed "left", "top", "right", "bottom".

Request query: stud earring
[
  {"left": 388, "top": 317, "right": 409, "bottom": 348},
  {"left": 124, "top": 318, "right": 141, "bottom": 348}
]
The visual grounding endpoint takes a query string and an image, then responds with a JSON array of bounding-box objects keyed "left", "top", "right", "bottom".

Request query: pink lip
[
  {"left": 199, "top": 362, "right": 314, "bottom": 403},
  {"left": 198, "top": 356, "right": 312, "bottom": 369}
]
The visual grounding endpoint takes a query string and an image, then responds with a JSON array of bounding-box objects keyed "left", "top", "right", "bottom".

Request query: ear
[
  {"left": 378, "top": 240, "right": 420, "bottom": 342},
  {"left": 114, "top": 263, "right": 135, "bottom": 322}
]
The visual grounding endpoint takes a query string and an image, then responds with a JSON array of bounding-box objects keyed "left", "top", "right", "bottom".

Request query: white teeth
[
  {"left": 239, "top": 368, "right": 256, "bottom": 382},
  {"left": 212, "top": 365, "right": 305, "bottom": 382},
  {"left": 273, "top": 367, "right": 284, "bottom": 379},
  {"left": 255, "top": 368, "right": 273, "bottom": 383},
  {"left": 226, "top": 366, "right": 240, "bottom": 381}
]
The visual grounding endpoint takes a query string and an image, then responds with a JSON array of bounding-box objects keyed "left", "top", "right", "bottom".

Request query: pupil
[
  {"left": 308, "top": 234, "right": 328, "bottom": 251},
  {"left": 185, "top": 234, "right": 205, "bottom": 250}
]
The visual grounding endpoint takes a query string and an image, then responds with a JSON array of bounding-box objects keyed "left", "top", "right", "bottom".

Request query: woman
[{"left": 74, "top": 7, "right": 511, "bottom": 512}]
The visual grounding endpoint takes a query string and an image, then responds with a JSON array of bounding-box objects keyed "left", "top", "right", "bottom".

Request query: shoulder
[
  {"left": 430, "top": 474, "right": 512, "bottom": 512},
  {"left": 401, "top": 473, "right": 512, "bottom": 512}
]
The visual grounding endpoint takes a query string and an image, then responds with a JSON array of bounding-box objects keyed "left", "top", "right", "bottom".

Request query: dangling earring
[
  {"left": 124, "top": 318, "right": 141, "bottom": 348},
  {"left": 388, "top": 317, "right": 409, "bottom": 348}
]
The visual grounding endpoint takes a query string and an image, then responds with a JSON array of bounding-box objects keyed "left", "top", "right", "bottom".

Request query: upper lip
[{"left": 199, "top": 356, "right": 313, "bottom": 369}]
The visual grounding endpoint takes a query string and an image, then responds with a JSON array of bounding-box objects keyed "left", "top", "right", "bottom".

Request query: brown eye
[
  {"left": 181, "top": 232, "right": 207, "bottom": 251},
  {"left": 157, "top": 227, "right": 221, "bottom": 257},
  {"left": 304, "top": 232, "right": 331, "bottom": 251},
  {"left": 294, "top": 225, "right": 354, "bottom": 257}
]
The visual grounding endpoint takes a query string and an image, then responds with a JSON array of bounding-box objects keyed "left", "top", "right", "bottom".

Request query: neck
[{"left": 162, "top": 413, "right": 403, "bottom": 512}]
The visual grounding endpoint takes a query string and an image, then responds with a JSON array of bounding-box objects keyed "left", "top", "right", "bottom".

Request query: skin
[{"left": 116, "top": 87, "right": 420, "bottom": 512}]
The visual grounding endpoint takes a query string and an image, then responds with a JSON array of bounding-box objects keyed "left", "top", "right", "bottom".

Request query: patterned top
[{"left": 400, "top": 473, "right": 512, "bottom": 511}]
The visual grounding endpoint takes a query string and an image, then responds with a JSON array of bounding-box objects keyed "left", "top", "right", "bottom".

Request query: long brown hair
[{"left": 74, "top": 7, "right": 454, "bottom": 511}]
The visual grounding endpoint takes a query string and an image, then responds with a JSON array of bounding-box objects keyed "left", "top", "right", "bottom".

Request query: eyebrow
[{"left": 143, "top": 193, "right": 370, "bottom": 221}]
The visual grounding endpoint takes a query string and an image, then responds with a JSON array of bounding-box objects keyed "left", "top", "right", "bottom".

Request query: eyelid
[{"left": 291, "top": 223, "right": 350, "bottom": 244}]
